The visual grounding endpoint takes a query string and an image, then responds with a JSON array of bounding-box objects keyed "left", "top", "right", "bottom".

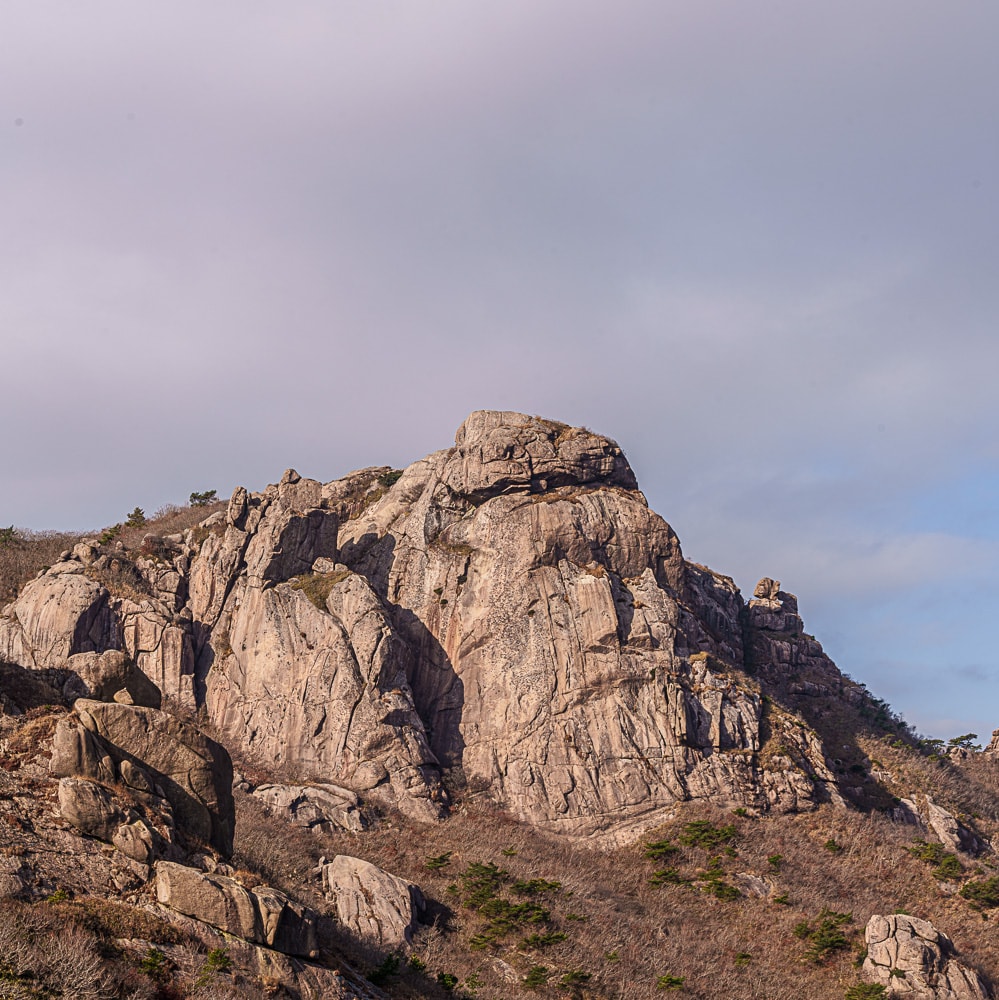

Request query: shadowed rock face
[
  {"left": 2, "top": 411, "right": 854, "bottom": 843},
  {"left": 52, "top": 699, "right": 235, "bottom": 857}
]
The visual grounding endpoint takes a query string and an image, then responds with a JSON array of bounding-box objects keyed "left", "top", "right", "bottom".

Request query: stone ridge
[{"left": 1, "top": 410, "right": 874, "bottom": 843}]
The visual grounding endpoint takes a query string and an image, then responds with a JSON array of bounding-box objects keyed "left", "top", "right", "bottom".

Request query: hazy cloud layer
[{"left": 3, "top": 2, "right": 997, "bottom": 738}]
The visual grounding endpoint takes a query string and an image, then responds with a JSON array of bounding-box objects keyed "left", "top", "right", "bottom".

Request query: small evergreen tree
[{"left": 189, "top": 489, "right": 218, "bottom": 507}]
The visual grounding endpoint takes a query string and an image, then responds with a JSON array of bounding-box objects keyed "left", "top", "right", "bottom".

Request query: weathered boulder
[
  {"left": 747, "top": 578, "right": 804, "bottom": 634},
  {"left": 63, "top": 649, "right": 162, "bottom": 708},
  {"left": 57, "top": 776, "right": 123, "bottom": 840},
  {"left": 251, "top": 783, "right": 365, "bottom": 834},
  {"left": 155, "top": 861, "right": 318, "bottom": 957},
  {"left": 0, "top": 572, "right": 114, "bottom": 669},
  {"left": 112, "top": 818, "right": 159, "bottom": 865},
  {"left": 924, "top": 797, "right": 988, "bottom": 856},
  {"left": 0, "top": 857, "right": 28, "bottom": 899},
  {"left": 322, "top": 855, "right": 424, "bottom": 949},
  {"left": 439, "top": 410, "right": 639, "bottom": 500},
  {"left": 891, "top": 795, "right": 987, "bottom": 856},
  {"left": 863, "top": 913, "right": 989, "bottom": 998},
  {"left": 51, "top": 699, "right": 234, "bottom": 856}
]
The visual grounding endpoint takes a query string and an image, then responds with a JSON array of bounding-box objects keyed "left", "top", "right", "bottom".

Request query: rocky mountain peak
[
  {"left": 1, "top": 410, "right": 998, "bottom": 999},
  {"left": 442, "top": 410, "right": 640, "bottom": 501}
]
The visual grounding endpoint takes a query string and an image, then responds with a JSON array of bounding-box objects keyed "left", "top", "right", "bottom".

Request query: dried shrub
[
  {"left": 0, "top": 528, "right": 82, "bottom": 604},
  {"left": 289, "top": 570, "right": 351, "bottom": 611}
]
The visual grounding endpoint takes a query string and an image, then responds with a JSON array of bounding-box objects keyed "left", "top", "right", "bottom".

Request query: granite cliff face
[{"left": 0, "top": 411, "right": 854, "bottom": 842}]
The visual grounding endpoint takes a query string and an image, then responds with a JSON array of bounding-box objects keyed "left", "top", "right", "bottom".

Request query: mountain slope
[{"left": 0, "top": 411, "right": 997, "bottom": 999}]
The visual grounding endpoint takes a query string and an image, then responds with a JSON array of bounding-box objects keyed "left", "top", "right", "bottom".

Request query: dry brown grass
[
  {"left": 116, "top": 502, "right": 226, "bottom": 551},
  {"left": 0, "top": 529, "right": 82, "bottom": 604},
  {"left": 0, "top": 503, "right": 224, "bottom": 608},
  {"left": 270, "top": 796, "right": 999, "bottom": 1000}
]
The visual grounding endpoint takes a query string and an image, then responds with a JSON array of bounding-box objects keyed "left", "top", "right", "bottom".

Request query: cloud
[{"left": 1, "top": 2, "right": 997, "bottom": 737}]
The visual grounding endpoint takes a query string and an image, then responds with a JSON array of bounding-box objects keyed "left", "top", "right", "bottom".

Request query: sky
[{"left": 3, "top": 2, "right": 997, "bottom": 741}]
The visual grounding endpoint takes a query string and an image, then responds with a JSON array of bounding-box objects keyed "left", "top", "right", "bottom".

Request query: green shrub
[
  {"left": 697, "top": 857, "right": 740, "bottom": 901},
  {"left": 189, "top": 490, "right": 218, "bottom": 507},
  {"left": 437, "top": 971, "right": 459, "bottom": 991},
  {"left": 644, "top": 839, "right": 680, "bottom": 861},
  {"left": 932, "top": 855, "right": 964, "bottom": 880},
  {"left": 512, "top": 878, "right": 561, "bottom": 895},
  {"left": 657, "top": 974, "right": 685, "bottom": 989},
  {"left": 125, "top": 507, "right": 146, "bottom": 528},
  {"left": 139, "top": 947, "right": 169, "bottom": 981},
  {"left": 425, "top": 851, "right": 453, "bottom": 870},
  {"left": 194, "top": 946, "right": 232, "bottom": 988},
  {"left": 457, "top": 860, "right": 561, "bottom": 950},
  {"left": 844, "top": 985, "right": 887, "bottom": 999},
  {"left": 649, "top": 867, "right": 689, "bottom": 887},
  {"left": 369, "top": 953, "right": 401, "bottom": 985},
  {"left": 523, "top": 965, "right": 550, "bottom": 988},
  {"left": 960, "top": 876, "right": 999, "bottom": 910},
  {"left": 795, "top": 910, "right": 853, "bottom": 963},
  {"left": 520, "top": 930, "right": 567, "bottom": 949},
  {"left": 98, "top": 524, "right": 121, "bottom": 545},
  {"left": 908, "top": 839, "right": 946, "bottom": 864},
  {"left": 679, "top": 821, "right": 736, "bottom": 849}
]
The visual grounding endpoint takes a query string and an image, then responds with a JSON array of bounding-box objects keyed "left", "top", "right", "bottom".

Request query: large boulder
[
  {"left": 51, "top": 699, "right": 234, "bottom": 856},
  {"left": 863, "top": 914, "right": 989, "bottom": 998},
  {"left": 155, "top": 861, "right": 318, "bottom": 957},
  {"left": 0, "top": 571, "right": 114, "bottom": 669},
  {"left": 251, "top": 783, "right": 365, "bottom": 834},
  {"left": 57, "top": 776, "right": 123, "bottom": 840},
  {"left": 322, "top": 855, "right": 424, "bottom": 950},
  {"left": 63, "top": 649, "right": 162, "bottom": 708},
  {"left": 440, "top": 410, "right": 639, "bottom": 500}
]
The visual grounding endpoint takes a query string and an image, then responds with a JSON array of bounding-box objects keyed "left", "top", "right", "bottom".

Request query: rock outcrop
[
  {"left": 892, "top": 796, "right": 988, "bottom": 856},
  {"left": 863, "top": 914, "right": 990, "bottom": 998},
  {"left": 335, "top": 411, "right": 842, "bottom": 839},
  {"left": 1, "top": 411, "right": 885, "bottom": 843},
  {"left": 251, "top": 783, "right": 365, "bottom": 834},
  {"left": 156, "top": 861, "right": 319, "bottom": 957}
]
